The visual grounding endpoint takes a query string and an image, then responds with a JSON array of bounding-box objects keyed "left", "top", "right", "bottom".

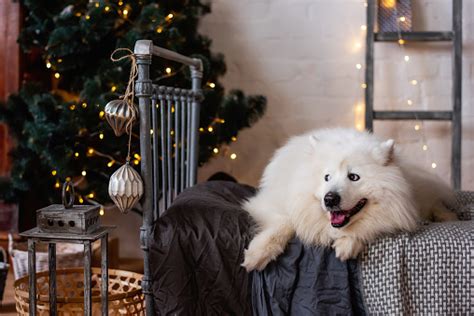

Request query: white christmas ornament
[
  {"left": 104, "top": 99, "right": 134, "bottom": 137},
  {"left": 108, "top": 162, "right": 143, "bottom": 213}
]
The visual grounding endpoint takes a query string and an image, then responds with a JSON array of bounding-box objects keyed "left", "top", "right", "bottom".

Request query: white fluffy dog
[{"left": 242, "top": 128, "right": 457, "bottom": 271}]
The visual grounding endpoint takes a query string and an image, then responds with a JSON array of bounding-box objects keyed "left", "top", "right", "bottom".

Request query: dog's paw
[
  {"left": 332, "top": 237, "right": 364, "bottom": 261},
  {"left": 242, "top": 236, "right": 284, "bottom": 272},
  {"left": 242, "top": 247, "right": 274, "bottom": 272}
]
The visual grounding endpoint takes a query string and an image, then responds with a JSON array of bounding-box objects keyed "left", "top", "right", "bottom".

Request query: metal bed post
[
  {"left": 134, "top": 39, "right": 203, "bottom": 314},
  {"left": 134, "top": 40, "right": 155, "bottom": 315}
]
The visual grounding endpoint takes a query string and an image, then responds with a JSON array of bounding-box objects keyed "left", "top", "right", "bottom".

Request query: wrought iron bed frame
[{"left": 134, "top": 40, "right": 203, "bottom": 314}]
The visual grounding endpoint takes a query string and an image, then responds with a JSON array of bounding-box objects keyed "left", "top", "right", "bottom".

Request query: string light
[
  {"left": 122, "top": 9, "right": 129, "bottom": 16},
  {"left": 88, "top": 192, "right": 95, "bottom": 199},
  {"left": 99, "top": 132, "right": 104, "bottom": 140},
  {"left": 360, "top": 25, "right": 367, "bottom": 31},
  {"left": 422, "top": 145, "right": 428, "bottom": 151},
  {"left": 199, "top": 127, "right": 204, "bottom": 132},
  {"left": 118, "top": 1, "right": 124, "bottom": 5},
  {"left": 58, "top": 59, "right": 62, "bottom": 63},
  {"left": 99, "top": 111, "right": 105, "bottom": 118},
  {"left": 165, "top": 67, "right": 172, "bottom": 74},
  {"left": 87, "top": 148, "right": 95, "bottom": 155},
  {"left": 399, "top": 16, "right": 406, "bottom": 22},
  {"left": 166, "top": 13, "right": 174, "bottom": 20},
  {"left": 133, "top": 160, "right": 140, "bottom": 165},
  {"left": 85, "top": 15, "right": 90, "bottom": 20},
  {"left": 231, "top": 136, "right": 237, "bottom": 142},
  {"left": 46, "top": 61, "right": 52, "bottom": 69},
  {"left": 361, "top": 83, "right": 367, "bottom": 89},
  {"left": 230, "top": 153, "right": 237, "bottom": 160},
  {"left": 74, "top": 152, "right": 80, "bottom": 158},
  {"left": 134, "top": 153, "right": 141, "bottom": 160},
  {"left": 54, "top": 72, "right": 61, "bottom": 79},
  {"left": 208, "top": 126, "right": 213, "bottom": 132},
  {"left": 414, "top": 124, "right": 420, "bottom": 131},
  {"left": 208, "top": 82, "right": 216, "bottom": 88},
  {"left": 398, "top": 39, "right": 405, "bottom": 45},
  {"left": 354, "top": 42, "right": 362, "bottom": 49},
  {"left": 99, "top": 207, "right": 105, "bottom": 216},
  {"left": 111, "top": 85, "right": 117, "bottom": 92},
  {"left": 156, "top": 27, "right": 163, "bottom": 33},
  {"left": 66, "top": 177, "right": 71, "bottom": 181},
  {"left": 81, "top": 170, "right": 87, "bottom": 176},
  {"left": 150, "top": 129, "right": 154, "bottom": 135},
  {"left": 54, "top": 181, "right": 61, "bottom": 189},
  {"left": 411, "top": 79, "right": 418, "bottom": 85},
  {"left": 51, "top": 170, "right": 57, "bottom": 176},
  {"left": 104, "top": 6, "right": 110, "bottom": 12},
  {"left": 79, "top": 196, "right": 84, "bottom": 204},
  {"left": 431, "top": 162, "right": 437, "bottom": 169},
  {"left": 95, "top": 2, "right": 100, "bottom": 8},
  {"left": 107, "top": 160, "right": 115, "bottom": 167},
  {"left": 81, "top": 102, "right": 87, "bottom": 108},
  {"left": 407, "top": 99, "right": 413, "bottom": 105},
  {"left": 404, "top": 55, "right": 410, "bottom": 62},
  {"left": 356, "top": 63, "right": 362, "bottom": 70},
  {"left": 69, "top": 104, "right": 76, "bottom": 110},
  {"left": 213, "top": 148, "right": 219, "bottom": 154}
]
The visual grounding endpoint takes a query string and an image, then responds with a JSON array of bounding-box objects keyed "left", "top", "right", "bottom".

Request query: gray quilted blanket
[{"left": 359, "top": 192, "right": 474, "bottom": 315}]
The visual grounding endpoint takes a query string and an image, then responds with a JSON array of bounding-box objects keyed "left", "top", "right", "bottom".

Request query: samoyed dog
[{"left": 242, "top": 128, "right": 457, "bottom": 271}]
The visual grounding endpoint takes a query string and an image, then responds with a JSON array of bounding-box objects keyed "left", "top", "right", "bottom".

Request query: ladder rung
[
  {"left": 375, "top": 31, "right": 454, "bottom": 42},
  {"left": 373, "top": 111, "right": 452, "bottom": 121}
]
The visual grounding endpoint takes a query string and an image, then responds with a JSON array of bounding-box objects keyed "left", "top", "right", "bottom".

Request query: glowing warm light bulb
[
  {"left": 361, "top": 83, "right": 367, "bottom": 89},
  {"left": 414, "top": 124, "right": 420, "bottom": 131},
  {"left": 133, "top": 160, "right": 140, "bottom": 165},
  {"left": 88, "top": 148, "right": 94, "bottom": 155},
  {"left": 407, "top": 99, "right": 413, "bottom": 105},
  {"left": 54, "top": 72, "right": 61, "bottom": 79},
  {"left": 95, "top": 2, "right": 100, "bottom": 8},
  {"left": 411, "top": 79, "right": 418, "bottom": 85},
  {"left": 230, "top": 153, "right": 237, "bottom": 160},
  {"left": 55, "top": 181, "right": 61, "bottom": 189},
  {"left": 360, "top": 25, "right": 367, "bottom": 31},
  {"left": 74, "top": 152, "right": 80, "bottom": 158},
  {"left": 85, "top": 15, "right": 90, "bottom": 20},
  {"left": 209, "top": 82, "right": 216, "bottom": 88},
  {"left": 99, "top": 132, "right": 104, "bottom": 140},
  {"left": 104, "top": 6, "right": 110, "bottom": 12},
  {"left": 165, "top": 67, "right": 172, "bottom": 74},
  {"left": 156, "top": 27, "right": 163, "bottom": 33},
  {"left": 122, "top": 9, "right": 129, "bottom": 16},
  {"left": 99, "top": 111, "right": 105, "bottom": 118},
  {"left": 46, "top": 61, "right": 52, "bottom": 68},
  {"left": 111, "top": 85, "right": 117, "bottom": 92},
  {"left": 398, "top": 39, "right": 405, "bottom": 45},
  {"left": 99, "top": 207, "right": 105, "bottom": 216},
  {"left": 167, "top": 13, "right": 174, "bottom": 19},
  {"left": 79, "top": 196, "right": 84, "bottom": 204},
  {"left": 431, "top": 162, "right": 437, "bottom": 169},
  {"left": 107, "top": 160, "right": 115, "bottom": 167},
  {"left": 404, "top": 55, "right": 410, "bottom": 62},
  {"left": 356, "top": 64, "right": 362, "bottom": 70},
  {"left": 422, "top": 145, "right": 428, "bottom": 151},
  {"left": 134, "top": 153, "right": 141, "bottom": 160},
  {"left": 399, "top": 16, "right": 406, "bottom": 22},
  {"left": 81, "top": 102, "right": 87, "bottom": 108},
  {"left": 199, "top": 127, "right": 204, "bottom": 132},
  {"left": 81, "top": 170, "right": 87, "bottom": 176},
  {"left": 51, "top": 170, "right": 57, "bottom": 176},
  {"left": 150, "top": 129, "right": 154, "bottom": 135},
  {"left": 354, "top": 42, "right": 362, "bottom": 49},
  {"left": 88, "top": 193, "right": 95, "bottom": 199},
  {"left": 231, "top": 136, "right": 237, "bottom": 142},
  {"left": 213, "top": 148, "right": 219, "bottom": 154}
]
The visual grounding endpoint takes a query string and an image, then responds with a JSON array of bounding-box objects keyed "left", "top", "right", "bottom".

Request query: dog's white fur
[{"left": 242, "top": 128, "right": 457, "bottom": 271}]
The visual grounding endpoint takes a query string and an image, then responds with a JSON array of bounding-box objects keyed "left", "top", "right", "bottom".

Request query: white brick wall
[{"left": 199, "top": 0, "right": 474, "bottom": 190}]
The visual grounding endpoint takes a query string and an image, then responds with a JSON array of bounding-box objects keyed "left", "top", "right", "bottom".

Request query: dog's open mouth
[{"left": 330, "top": 198, "right": 367, "bottom": 228}]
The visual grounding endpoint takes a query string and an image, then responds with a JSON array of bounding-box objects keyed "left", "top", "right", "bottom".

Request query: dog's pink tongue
[{"left": 330, "top": 212, "right": 346, "bottom": 225}]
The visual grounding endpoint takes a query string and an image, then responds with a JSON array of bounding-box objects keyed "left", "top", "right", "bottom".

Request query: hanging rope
[{"left": 110, "top": 48, "right": 138, "bottom": 162}]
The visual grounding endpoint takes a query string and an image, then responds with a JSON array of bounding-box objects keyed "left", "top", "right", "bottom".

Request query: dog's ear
[
  {"left": 309, "top": 135, "right": 319, "bottom": 148},
  {"left": 372, "top": 139, "right": 395, "bottom": 165}
]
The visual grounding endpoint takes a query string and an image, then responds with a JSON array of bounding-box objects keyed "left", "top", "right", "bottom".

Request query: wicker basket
[
  {"left": 9, "top": 234, "right": 99, "bottom": 280},
  {"left": 14, "top": 267, "right": 144, "bottom": 315}
]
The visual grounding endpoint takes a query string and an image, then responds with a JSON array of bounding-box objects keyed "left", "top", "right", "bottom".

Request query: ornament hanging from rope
[
  {"left": 104, "top": 99, "right": 133, "bottom": 136},
  {"left": 108, "top": 162, "right": 143, "bottom": 213},
  {"left": 105, "top": 48, "right": 139, "bottom": 137},
  {"left": 107, "top": 48, "right": 144, "bottom": 213}
]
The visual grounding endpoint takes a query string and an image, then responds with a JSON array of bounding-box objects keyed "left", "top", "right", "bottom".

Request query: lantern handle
[{"left": 62, "top": 181, "right": 75, "bottom": 209}]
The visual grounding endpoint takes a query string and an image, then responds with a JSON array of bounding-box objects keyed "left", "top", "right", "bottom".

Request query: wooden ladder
[{"left": 364, "top": 0, "right": 462, "bottom": 189}]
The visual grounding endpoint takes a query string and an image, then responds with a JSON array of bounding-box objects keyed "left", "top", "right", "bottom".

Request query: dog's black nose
[{"left": 324, "top": 192, "right": 340, "bottom": 207}]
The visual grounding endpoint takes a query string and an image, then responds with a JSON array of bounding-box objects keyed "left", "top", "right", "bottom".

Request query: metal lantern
[
  {"left": 36, "top": 182, "right": 100, "bottom": 234},
  {"left": 108, "top": 162, "right": 144, "bottom": 213},
  {"left": 20, "top": 182, "right": 115, "bottom": 316},
  {"left": 378, "top": 0, "right": 412, "bottom": 32},
  {"left": 104, "top": 99, "right": 134, "bottom": 137}
]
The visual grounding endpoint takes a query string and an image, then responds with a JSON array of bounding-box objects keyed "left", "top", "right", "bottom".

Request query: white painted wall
[{"left": 198, "top": 0, "right": 474, "bottom": 190}]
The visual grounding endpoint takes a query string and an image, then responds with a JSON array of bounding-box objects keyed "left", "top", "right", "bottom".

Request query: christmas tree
[{"left": 0, "top": 0, "right": 266, "bottom": 225}]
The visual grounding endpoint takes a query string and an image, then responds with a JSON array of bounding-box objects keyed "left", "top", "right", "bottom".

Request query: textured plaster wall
[{"left": 198, "top": 0, "right": 474, "bottom": 190}]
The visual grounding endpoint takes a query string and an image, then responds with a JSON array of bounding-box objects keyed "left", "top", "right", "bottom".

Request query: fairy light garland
[{"left": 354, "top": 0, "right": 438, "bottom": 169}]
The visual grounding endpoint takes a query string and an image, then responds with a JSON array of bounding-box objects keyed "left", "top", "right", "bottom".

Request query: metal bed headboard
[{"left": 134, "top": 39, "right": 203, "bottom": 315}]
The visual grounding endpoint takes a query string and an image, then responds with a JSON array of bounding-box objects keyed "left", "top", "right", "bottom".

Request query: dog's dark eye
[
  {"left": 324, "top": 174, "right": 330, "bottom": 182},
  {"left": 348, "top": 173, "right": 360, "bottom": 181}
]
